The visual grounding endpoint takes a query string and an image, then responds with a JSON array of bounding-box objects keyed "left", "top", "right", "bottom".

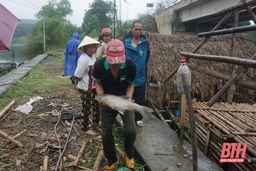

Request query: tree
[
  {"left": 36, "top": 0, "right": 73, "bottom": 24},
  {"left": 33, "top": 18, "right": 66, "bottom": 47},
  {"left": 82, "top": 0, "right": 114, "bottom": 36}
]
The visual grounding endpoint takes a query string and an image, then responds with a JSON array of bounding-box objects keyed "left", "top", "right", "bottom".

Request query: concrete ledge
[
  {"left": 0, "top": 54, "right": 48, "bottom": 95},
  {"left": 117, "top": 115, "right": 223, "bottom": 171}
]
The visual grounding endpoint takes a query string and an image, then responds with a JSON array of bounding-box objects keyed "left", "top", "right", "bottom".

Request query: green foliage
[
  {"left": 30, "top": 18, "right": 66, "bottom": 49},
  {"left": 82, "top": 0, "right": 114, "bottom": 36},
  {"left": 170, "top": 11, "right": 182, "bottom": 27},
  {"left": 22, "top": 34, "right": 44, "bottom": 56},
  {"left": 36, "top": 0, "right": 73, "bottom": 24},
  {"left": 247, "top": 31, "right": 256, "bottom": 45}
]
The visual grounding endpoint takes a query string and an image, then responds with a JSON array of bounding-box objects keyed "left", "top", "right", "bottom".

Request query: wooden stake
[
  {"left": 92, "top": 150, "right": 104, "bottom": 171},
  {"left": 43, "top": 156, "right": 49, "bottom": 171},
  {"left": 0, "top": 101, "right": 15, "bottom": 119},
  {"left": 67, "top": 154, "right": 86, "bottom": 163},
  {"left": 74, "top": 141, "right": 87, "bottom": 166},
  {"left": 0, "top": 130, "right": 23, "bottom": 147}
]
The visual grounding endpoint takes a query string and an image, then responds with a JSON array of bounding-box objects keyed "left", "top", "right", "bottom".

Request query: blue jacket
[
  {"left": 124, "top": 31, "right": 150, "bottom": 87},
  {"left": 64, "top": 32, "right": 82, "bottom": 76}
]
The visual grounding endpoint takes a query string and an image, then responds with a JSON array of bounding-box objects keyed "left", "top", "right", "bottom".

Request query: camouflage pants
[{"left": 78, "top": 88, "right": 100, "bottom": 131}]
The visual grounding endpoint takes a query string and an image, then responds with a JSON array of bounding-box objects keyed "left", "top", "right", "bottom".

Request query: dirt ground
[{"left": 0, "top": 55, "right": 133, "bottom": 171}]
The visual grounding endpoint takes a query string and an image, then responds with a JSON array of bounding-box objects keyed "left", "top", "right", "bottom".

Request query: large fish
[{"left": 95, "top": 94, "right": 153, "bottom": 119}]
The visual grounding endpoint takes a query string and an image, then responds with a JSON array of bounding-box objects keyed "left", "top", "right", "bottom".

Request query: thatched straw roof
[{"left": 145, "top": 32, "right": 256, "bottom": 103}]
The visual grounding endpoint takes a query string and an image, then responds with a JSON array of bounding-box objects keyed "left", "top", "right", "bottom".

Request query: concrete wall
[{"left": 154, "top": 0, "right": 241, "bottom": 35}]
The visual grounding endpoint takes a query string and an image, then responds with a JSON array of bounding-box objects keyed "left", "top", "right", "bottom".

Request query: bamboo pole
[
  {"left": 232, "top": 132, "right": 256, "bottom": 136},
  {"left": 92, "top": 150, "right": 104, "bottom": 171},
  {"left": 0, "top": 130, "right": 23, "bottom": 147},
  {"left": 198, "top": 24, "right": 256, "bottom": 37},
  {"left": 188, "top": 63, "right": 256, "bottom": 90},
  {"left": 179, "top": 95, "right": 186, "bottom": 140},
  {"left": 207, "top": 70, "right": 246, "bottom": 106},
  {"left": 151, "top": 103, "right": 169, "bottom": 125},
  {"left": 183, "top": 82, "right": 198, "bottom": 171},
  {"left": 245, "top": 5, "right": 256, "bottom": 23},
  {"left": 162, "top": 12, "right": 232, "bottom": 84},
  {"left": 165, "top": 108, "right": 191, "bottom": 143},
  {"left": 227, "top": 10, "right": 239, "bottom": 104},
  {"left": 74, "top": 141, "right": 87, "bottom": 166},
  {"left": 180, "top": 52, "right": 256, "bottom": 69},
  {"left": 246, "top": 128, "right": 256, "bottom": 132},
  {"left": 0, "top": 101, "right": 15, "bottom": 119},
  {"left": 67, "top": 154, "right": 86, "bottom": 163},
  {"left": 215, "top": 0, "right": 256, "bottom": 15},
  {"left": 43, "top": 156, "right": 49, "bottom": 171}
]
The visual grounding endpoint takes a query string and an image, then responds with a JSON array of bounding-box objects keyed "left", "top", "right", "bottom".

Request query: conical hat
[{"left": 77, "top": 36, "right": 100, "bottom": 52}]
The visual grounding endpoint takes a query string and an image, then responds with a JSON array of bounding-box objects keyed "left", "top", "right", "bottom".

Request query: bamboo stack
[{"left": 188, "top": 101, "right": 256, "bottom": 171}]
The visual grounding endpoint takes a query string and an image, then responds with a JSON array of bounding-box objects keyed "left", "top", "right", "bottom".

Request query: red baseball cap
[{"left": 106, "top": 39, "right": 125, "bottom": 64}]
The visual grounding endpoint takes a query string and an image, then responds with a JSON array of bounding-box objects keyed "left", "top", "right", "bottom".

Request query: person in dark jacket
[
  {"left": 63, "top": 32, "right": 82, "bottom": 84},
  {"left": 123, "top": 21, "right": 150, "bottom": 127}
]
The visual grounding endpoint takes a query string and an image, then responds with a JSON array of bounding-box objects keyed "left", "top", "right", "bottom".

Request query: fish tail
[{"left": 138, "top": 106, "right": 154, "bottom": 120}]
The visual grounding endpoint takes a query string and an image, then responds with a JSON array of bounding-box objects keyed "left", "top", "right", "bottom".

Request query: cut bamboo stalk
[
  {"left": 74, "top": 141, "right": 87, "bottom": 166},
  {"left": 0, "top": 101, "right": 15, "bottom": 119},
  {"left": 43, "top": 156, "right": 49, "bottom": 171},
  {"left": 5, "top": 129, "right": 27, "bottom": 143},
  {"left": 246, "top": 128, "right": 256, "bottom": 132},
  {"left": 180, "top": 95, "right": 186, "bottom": 140},
  {"left": 67, "top": 154, "right": 86, "bottom": 163},
  {"left": 232, "top": 132, "right": 256, "bottom": 136},
  {"left": 0, "top": 130, "right": 23, "bottom": 147},
  {"left": 92, "top": 150, "right": 104, "bottom": 171}
]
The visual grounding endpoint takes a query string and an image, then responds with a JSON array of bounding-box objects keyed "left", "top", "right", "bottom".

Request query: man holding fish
[{"left": 93, "top": 39, "right": 138, "bottom": 170}]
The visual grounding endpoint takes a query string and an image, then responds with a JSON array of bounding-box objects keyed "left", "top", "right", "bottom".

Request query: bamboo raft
[
  {"left": 189, "top": 101, "right": 256, "bottom": 171},
  {"left": 146, "top": 91, "right": 256, "bottom": 170}
]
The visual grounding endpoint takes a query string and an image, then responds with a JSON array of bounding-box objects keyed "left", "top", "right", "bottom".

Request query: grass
[{"left": 0, "top": 49, "right": 71, "bottom": 109}]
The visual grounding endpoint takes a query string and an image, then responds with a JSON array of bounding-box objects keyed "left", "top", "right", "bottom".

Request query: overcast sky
[{"left": 1, "top": 0, "right": 156, "bottom": 26}]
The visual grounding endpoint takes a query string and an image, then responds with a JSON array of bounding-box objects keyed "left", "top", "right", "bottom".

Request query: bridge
[{"left": 154, "top": 0, "right": 256, "bottom": 35}]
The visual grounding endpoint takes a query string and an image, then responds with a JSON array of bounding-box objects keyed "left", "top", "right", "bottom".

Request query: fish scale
[{"left": 95, "top": 94, "right": 154, "bottom": 119}]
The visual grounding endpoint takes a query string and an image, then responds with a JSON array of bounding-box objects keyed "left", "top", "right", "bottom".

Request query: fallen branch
[
  {"left": 92, "top": 150, "right": 104, "bottom": 171},
  {"left": 67, "top": 154, "right": 86, "bottom": 163},
  {"left": 74, "top": 141, "right": 87, "bottom": 166},
  {"left": 5, "top": 129, "right": 27, "bottom": 143},
  {"left": 0, "top": 129, "right": 23, "bottom": 147},
  {"left": 43, "top": 156, "right": 49, "bottom": 171},
  {"left": 0, "top": 101, "right": 15, "bottom": 119}
]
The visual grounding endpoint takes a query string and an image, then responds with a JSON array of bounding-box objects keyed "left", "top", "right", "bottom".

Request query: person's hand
[
  {"left": 124, "top": 108, "right": 133, "bottom": 112},
  {"left": 98, "top": 101, "right": 108, "bottom": 106}
]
